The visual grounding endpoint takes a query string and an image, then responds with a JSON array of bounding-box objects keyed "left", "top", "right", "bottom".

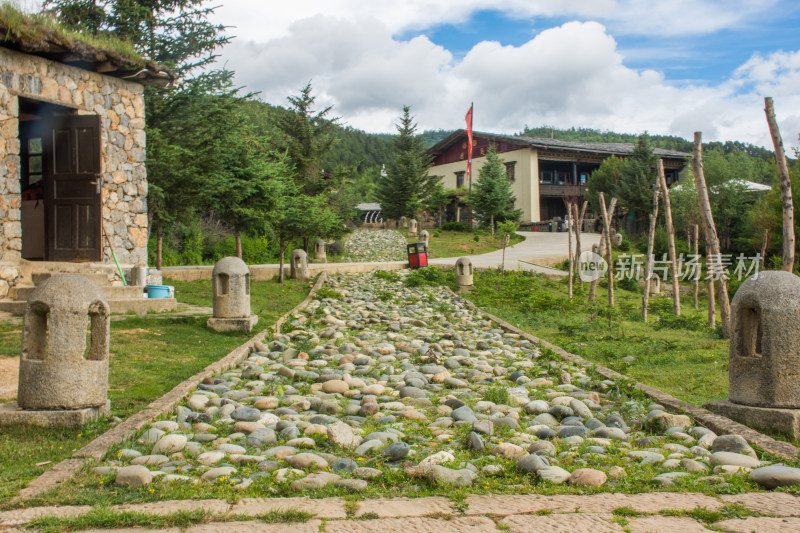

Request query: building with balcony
[{"left": 427, "top": 131, "right": 690, "bottom": 224}]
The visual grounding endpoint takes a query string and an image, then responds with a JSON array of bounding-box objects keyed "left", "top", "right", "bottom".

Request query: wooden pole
[
  {"left": 707, "top": 260, "right": 716, "bottom": 329},
  {"left": 588, "top": 198, "right": 617, "bottom": 303},
  {"left": 642, "top": 187, "right": 660, "bottom": 321},
  {"left": 764, "top": 97, "right": 795, "bottom": 271},
  {"left": 693, "top": 132, "right": 730, "bottom": 336},
  {"left": 657, "top": 160, "right": 681, "bottom": 316},
  {"left": 761, "top": 228, "right": 769, "bottom": 271},
  {"left": 574, "top": 201, "right": 588, "bottom": 283},
  {"left": 599, "top": 193, "right": 615, "bottom": 306},
  {"left": 693, "top": 224, "right": 700, "bottom": 310},
  {"left": 567, "top": 200, "right": 574, "bottom": 299}
]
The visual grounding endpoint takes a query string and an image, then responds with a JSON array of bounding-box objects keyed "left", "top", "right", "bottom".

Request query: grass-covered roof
[{"left": 0, "top": 4, "right": 174, "bottom": 86}]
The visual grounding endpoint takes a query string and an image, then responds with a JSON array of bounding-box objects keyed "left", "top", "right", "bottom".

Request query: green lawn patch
[
  {"left": 407, "top": 230, "right": 524, "bottom": 258},
  {"left": 0, "top": 278, "right": 309, "bottom": 506},
  {"left": 466, "top": 269, "right": 729, "bottom": 407}
]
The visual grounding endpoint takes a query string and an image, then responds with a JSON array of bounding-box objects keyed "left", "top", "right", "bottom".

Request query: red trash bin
[{"left": 407, "top": 243, "right": 428, "bottom": 268}]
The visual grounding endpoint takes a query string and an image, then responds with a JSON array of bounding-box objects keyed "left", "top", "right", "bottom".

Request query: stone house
[
  {"left": 427, "top": 130, "right": 690, "bottom": 225},
  {"left": 0, "top": 14, "right": 173, "bottom": 301}
]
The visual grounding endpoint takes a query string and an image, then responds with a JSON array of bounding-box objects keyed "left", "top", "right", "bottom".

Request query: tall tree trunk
[
  {"left": 707, "top": 265, "right": 716, "bottom": 329},
  {"left": 155, "top": 220, "right": 163, "bottom": 270},
  {"left": 599, "top": 193, "right": 614, "bottom": 306},
  {"left": 764, "top": 97, "right": 795, "bottom": 271},
  {"left": 761, "top": 228, "right": 769, "bottom": 271},
  {"left": 235, "top": 230, "right": 243, "bottom": 259},
  {"left": 304, "top": 237, "right": 310, "bottom": 255},
  {"left": 490, "top": 214, "right": 495, "bottom": 236},
  {"left": 693, "top": 224, "right": 700, "bottom": 310},
  {"left": 693, "top": 132, "right": 730, "bottom": 337},
  {"left": 658, "top": 159, "right": 681, "bottom": 316},
  {"left": 278, "top": 238, "right": 286, "bottom": 284},
  {"left": 567, "top": 201, "right": 574, "bottom": 299},
  {"left": 588, "top": 198, "right": 617, "bottom": 302},
  {"left": 642, "top": 188, "right": 660, "bottom": 322}
]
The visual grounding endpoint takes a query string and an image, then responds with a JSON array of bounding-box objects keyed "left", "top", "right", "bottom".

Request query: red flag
[{"left": 465, "top": 103, "right": 473, "bottom": 179}]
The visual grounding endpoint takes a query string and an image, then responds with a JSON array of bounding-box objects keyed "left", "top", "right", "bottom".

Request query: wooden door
[{"left": 47, "top": 114, "right": 102, "bottom": 262}]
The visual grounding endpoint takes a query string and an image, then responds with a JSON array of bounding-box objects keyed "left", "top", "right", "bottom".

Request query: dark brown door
[{"left": 47, "top": 114, "right": 102, "bottom": 262}]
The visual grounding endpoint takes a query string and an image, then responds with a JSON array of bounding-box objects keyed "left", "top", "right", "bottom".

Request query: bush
[
  {"left": 404, "top": 266, "right": 449, "bottom": 287},
  {"left": 441, "top": 221, "right": 471, "bottom": 232},
  {"left": 373, "top": 270, "right": 401, "bottom": 282}
]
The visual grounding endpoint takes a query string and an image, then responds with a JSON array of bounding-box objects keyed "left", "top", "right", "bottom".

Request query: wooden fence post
[
  {"left": 642, "top": 187, "right": 660, "bottom": 321},
  {"left": 658, "top": 159, "right": 681, "bottom": 316},
  {"left": 764, "top": 97, "right": 795, "bottom": 271},
  {"left": 693, "top": 132, "right": 730, "bottom": 337}
]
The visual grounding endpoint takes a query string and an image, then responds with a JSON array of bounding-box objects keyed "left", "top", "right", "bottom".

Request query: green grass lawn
[
  {"left": 0, "top": 278, "right": 310, "bottom": 505},
  {"left": 407, "top": 230, "right": 525, "bottom": 258},
  {"left": 467, "top": 269, "right": 729, "bottom": 407}
]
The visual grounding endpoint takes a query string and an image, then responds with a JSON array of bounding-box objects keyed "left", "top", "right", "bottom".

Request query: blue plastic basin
[{"left": 146, "top": 284, "right": 171, "bottom": 299}]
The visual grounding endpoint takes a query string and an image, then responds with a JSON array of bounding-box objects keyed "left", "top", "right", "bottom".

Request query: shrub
[
  {"left": 441, "top": 221, "right": 471, "bottom": 232},
  {"left": 373, "top": 270, "right": 401, "bottom": 282},
  {"left": 404, "top": 266, "right": 449, "bottom": 287}
]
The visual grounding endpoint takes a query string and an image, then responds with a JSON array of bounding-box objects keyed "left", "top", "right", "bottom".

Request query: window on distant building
[
  {"left": 504, "top": 161, "right": 516, "bottom": 182},
  {"left": 540, "top": 170, "right": 554, "bottom": 184},
  {"left": 456, "top": 171, "right": 465, "bottom": 189}
]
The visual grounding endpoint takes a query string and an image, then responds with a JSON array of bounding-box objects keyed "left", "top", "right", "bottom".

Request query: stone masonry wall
[{"left": 0, "top": 48, "right": 148, "bottom": 296}]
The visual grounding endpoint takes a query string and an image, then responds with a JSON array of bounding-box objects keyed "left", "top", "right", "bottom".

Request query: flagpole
[{"left": 467, "top": 102, "right": 473, "bottom": 227}]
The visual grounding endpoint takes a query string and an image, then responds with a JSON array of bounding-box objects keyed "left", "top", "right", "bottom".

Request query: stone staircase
[{"left": 0, "top": 261, "right": 177, "bottom": 315}]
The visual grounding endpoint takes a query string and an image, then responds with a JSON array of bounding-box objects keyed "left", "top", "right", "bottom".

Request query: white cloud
[
  {"left": 221, "top": 15, "right": 800, "bottom": 149},
  {"left": 211, "top": 0, "right": 779, "bottom": 43}
]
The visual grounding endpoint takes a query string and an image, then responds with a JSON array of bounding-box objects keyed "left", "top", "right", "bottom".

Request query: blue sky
[{"left": 419, "top": 5, "right": 800, "bottom": 87}]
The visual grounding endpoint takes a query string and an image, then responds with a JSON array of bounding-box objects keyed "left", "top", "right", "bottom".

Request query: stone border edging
[
  {"left": 454, "top": 290, "right": 800, "bottom": 460},
  {"left": 8, "top": 273, "right": 329, "bottom": 505}
]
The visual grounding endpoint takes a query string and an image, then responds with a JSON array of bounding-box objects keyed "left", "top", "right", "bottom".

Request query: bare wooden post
[
  {"left": 588, "top": 198, "right": 617, "bottom": 303},
  {"left": 657, "top": 159, "right": 681, "bottom": 316},
  {"left": 567, "top": 200, "right": 574, "bottom": 299},
  {"left": 693, "top": 224, "right": 700, "bottom": 310},
  {"left": 764, "top": 97, "right": 795, "bottom": 271},
  {"left": 574, "top": 201, "right": 588, "bottom": 283},
  {"left": 693, "top": 132, "right": 730, "bottom": 337},
  {"left": 706, "top": 257, "right": 716, "bottom": 328},
  {"left": 599, "top": 193, "right": 615, "bottom": 306},
  {"left": 642, "top": 187, "right": 660, "bottom": 321},
  {"left": 761, "top": 228, "right": 769, "bottom": 271}
]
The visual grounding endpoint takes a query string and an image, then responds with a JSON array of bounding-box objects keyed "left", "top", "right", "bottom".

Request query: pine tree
[
  {"left": 470, "top": 146, "right": 522, "bottom": 233},
  {"left": 46, "top": 0, "right": 234, "bottom": 266},
  {"left": 377, "top": 106, "right": 437, "bottom": 220},
  {"left": 618, "top": 135, "right": 658, "bottom": 226},
  {"left": 279, "top": 82, "right": 339, "bottom": 196}
]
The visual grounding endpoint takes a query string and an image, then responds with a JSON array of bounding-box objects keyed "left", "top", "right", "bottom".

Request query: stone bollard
[
  {"left": 2, "top": 275, "right": 111, "bottom": 426},
  {"left": 649, "top": 273, "right": 661, "bottom": 295},
  {"left": 419, "top": 230, "right": 429, "bottom": 247},
  {"left": 290, "top": 249, "right": 311, "bottom": 281},
  {"left": 613, "top": 233, "right": 623, "bottom": 248},
  {"left": 314, "top": 239, "right": 327, "bottom": 263},
  {"left": 455, "top": 257, "right": 474, "bottom": 291},
  {"left": 709, "top": 271, "right": 800, "bottom": 438},
  {"left": 400, "top": 216, "right": 408, "bottom": 228},
  {"left": 409, "top": 219, "right": 418, "bottom": 236},
  {"left": 207, "top": 257, "right": 258, "bottom": 333}
]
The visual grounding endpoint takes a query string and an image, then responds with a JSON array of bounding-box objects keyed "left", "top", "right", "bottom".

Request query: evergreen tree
[
  {"left": 278, "top": 82, "right": 339, "bottom": 196},
  {"left": 469, "top": 146, "right": 522, "bottom": 233},
  {"left": 46, "top": 0, "right": 234, "bottom": 266},
  {"left": 377, "top": 106, "right": 437, "bottom": 220},
  {"left": 585, "top": 155, "right": 627, "bottom": 213},
  {"left": 617, "top": 135, "right": 659, "bottom": 227}
]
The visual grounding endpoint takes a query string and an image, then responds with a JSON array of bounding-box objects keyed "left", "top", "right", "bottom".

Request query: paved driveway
[{"left": 429, "top": 230, "right": 602, "bottom": 277}]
